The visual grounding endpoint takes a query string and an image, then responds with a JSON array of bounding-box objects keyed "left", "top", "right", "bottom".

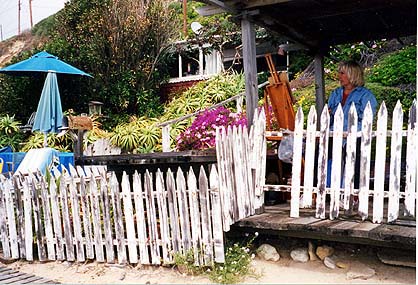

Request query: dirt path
[{"left": 2, "top": 243, "right": 415, "bottom": 284}]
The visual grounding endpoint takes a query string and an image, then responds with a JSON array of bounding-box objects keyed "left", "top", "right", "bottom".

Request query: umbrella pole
[{"left": 43, "top": 133, "right": 48, "bottom": 147}]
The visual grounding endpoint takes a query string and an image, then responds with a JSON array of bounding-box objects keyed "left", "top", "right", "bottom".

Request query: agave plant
[
  {"left": 0, "top": 114, "right": 23, "bottom": 151},
  {"left": 110, "top": 122, "right": 141, "bottom": 152},
  {"left": 0, "top": 114, "right": 21, "bottom": 135}
]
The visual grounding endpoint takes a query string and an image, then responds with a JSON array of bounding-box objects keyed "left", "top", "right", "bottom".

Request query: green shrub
[
  {"left": 366, "top": 82, "right": 413, "bottom": 114},
  {"left": 172, "top": 233, "right": 259, "bottom": 284},
  {"left": 367, "top": 45, "right": 416, "bottom": 87}
]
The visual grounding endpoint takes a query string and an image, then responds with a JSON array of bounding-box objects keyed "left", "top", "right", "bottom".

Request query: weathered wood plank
[
  {"left": 69, "top": 175, "right": 85, "bottom": 262},
  {"left": 404, "top": 100, "right": 416, "bottom": 217},
  {"left": 100, "top": 173, "right": 115, "bottom": 263},
  {"left": 388, "top": 101, "right": 403, "bottom": 222},
  {"left": 187, "top": 167, "right": 202, "bottom": 265},
  {"left": 329, "top": 104, "right": 343, "bottom": 220},
  {"left": 209, "top": 166, "right": 225, "bottom": 263},
  {"left": 358, "top": 103, "right": 373, "bottom": 220},
  {"left": 110, "top": 173, "right": 127, "bottom": 264},
  {"left": 22, "top": 177, "right": 33, "bottom": 261},
  {"left": 79, "top": 176, "right": 94, "bottom": 259},
  {"left": 144, "top": 170, "right": 160, "bottom": 265},
  {"left": 132, "top": 171, "right": 150, "bottom": 265},
  {"left": 39, "top": 175, "right": 55, "bottom": 260},
  {"left": 343, "top": 104, "right": 358, "bottom": 211},
  {"left": 0, "top": 180, "right": 11, "bottom": 258},
  {"left": 89, "top": 173, "right": 105, "bottom": 262},
  {"left": 121, "top": 172, "right": 138, "bottom": 264},
  {"left": 225, "top": 126, "right": 237, "bottom": 223},
  {"left": 166, "top": 168, "right": 181, "bottom": 254},
  {"left": 303, "top": 106, "right": 317, "bottom": 208},
  {"left": 12, "top": 176, "right": 26, "bottom": 259},
  {"left": 372, "top": 103, "right": 387, "bottom": 223},
  {"left": 315, "top": 105, "right": 330, "bottom": 219},
  {"left": 176, "top": 168, "right": 191, "bottom": 252},
  {"left": 290, "top": 107, "right": 304, "bottom": 217},
  {"left": 49, "top": 177, "right": 64, "bottom": 260},
  {"left": 215, "top": 127, "right": 231, "bottom": 231},
  {"left": 156, "top": 169, "right": 171, "bottom": 264},
  {"left": 242, "top": 123, "right": 251, "bottom": 217},
  {"left": 232, "top": 126, "right": 245, "bottom": 220},
  {"left": 4, "top": 178, "right": 19, "bottom": 259},
  {"left": 199, "top": 166, "right": 214, "bottom": 266}
]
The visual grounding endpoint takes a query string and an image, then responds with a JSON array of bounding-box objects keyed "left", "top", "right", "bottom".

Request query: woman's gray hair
[{"left": 338, "top": 60, "right": 365, "bottom": 87}]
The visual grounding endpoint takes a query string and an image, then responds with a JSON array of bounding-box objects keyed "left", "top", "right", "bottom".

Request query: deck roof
[{"left": 199, "top": 0, "right": 417, "bottom": 51}]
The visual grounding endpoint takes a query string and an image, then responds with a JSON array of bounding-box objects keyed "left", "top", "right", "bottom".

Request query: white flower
[{"left": 255, "top": 232, "right": 259, "bottom": 237}]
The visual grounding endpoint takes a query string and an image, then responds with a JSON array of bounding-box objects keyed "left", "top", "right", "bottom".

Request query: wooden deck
[
  {"left": 0, "top": 266, "right": 57, "bottom": 284},
  {"left": 233, "top": 203, "right": 416, "bottom": 250}
]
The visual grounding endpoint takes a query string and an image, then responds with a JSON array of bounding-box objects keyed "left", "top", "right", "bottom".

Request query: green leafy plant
[
  {"left": 172, "top": 233, "right": 259, "bottom": 284},
  {"left": 173, "top": 249, "right": 205, "bottom": 276},
  {"left": 0, "top": 114, "right": 23, "bottom": 151},
  {"left": 367, "top": 45, "right": 416, "bottom": 87},
  {"left": 208, "top": 233, "right": 259, "bottom": 284}
]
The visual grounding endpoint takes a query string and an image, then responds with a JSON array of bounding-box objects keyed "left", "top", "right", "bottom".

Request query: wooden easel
[{"left": 264, "top": 53, "right": 295, "bottom": 135}]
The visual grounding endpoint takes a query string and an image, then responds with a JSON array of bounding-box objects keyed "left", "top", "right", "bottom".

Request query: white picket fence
[
  {"left": 263, "top": 100, "right": 417, "bottom": 223},
  {"left": 0, "top": 165, "right": 227, "bottom": 264},
  {"left": 0, "top": 110, "right": 266, "bottom": 265}
]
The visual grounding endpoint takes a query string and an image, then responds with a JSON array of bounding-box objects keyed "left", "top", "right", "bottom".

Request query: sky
[{"left": 0, "top": 0, "right": 67, "bottom": 41}]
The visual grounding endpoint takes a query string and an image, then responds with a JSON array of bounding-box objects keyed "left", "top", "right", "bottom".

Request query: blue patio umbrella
[
  {"left": 0, "top": 51, "right": 91, "bottom": 145},
  {"left": 32, "top": 72, "right": 63, "bottom": 134},
  {"left": 0, "top": 51, "right": 92, "bottom": 77}
]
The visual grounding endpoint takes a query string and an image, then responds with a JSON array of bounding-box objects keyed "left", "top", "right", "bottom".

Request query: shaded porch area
[{"left": 233, "top": 203, "right": 416, "bottom": 250}]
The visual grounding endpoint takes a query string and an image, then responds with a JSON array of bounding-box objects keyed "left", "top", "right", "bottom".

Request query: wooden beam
[
  {"left": 241, "top": 16, "right": 258, "bottom": 128},
  {"left": 196, "top": 5, "right": 225, "bottom": 16},
  {"left": 228, "top": 0, "right": 292, "bottom": 9},
  {"left": 314, "top": 53, "right": 325, "bottom": 127}
]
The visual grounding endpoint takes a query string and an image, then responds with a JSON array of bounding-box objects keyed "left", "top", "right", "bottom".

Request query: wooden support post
[
  {"left": 241, "top": 16, "right": 258, "bottom": 129},
  {"left": 314, "top": 53, "right": 326, "bottom": 127},
  {"left": 74, "top": 130, "right": 84, "bottom": 160}
]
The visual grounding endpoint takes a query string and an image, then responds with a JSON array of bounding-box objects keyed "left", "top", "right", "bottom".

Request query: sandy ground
[{"left": 3, "top": 243, "right": 416, "bottom": 284}]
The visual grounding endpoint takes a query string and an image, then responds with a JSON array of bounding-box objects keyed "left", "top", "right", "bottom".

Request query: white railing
[{"left": 265, "top": 100, "right": 417, "bottom": 223}]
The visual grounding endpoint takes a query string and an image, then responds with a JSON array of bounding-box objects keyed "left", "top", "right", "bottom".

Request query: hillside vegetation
[{"left": 0, "top": 1, "right": 416, "bottom": 153}]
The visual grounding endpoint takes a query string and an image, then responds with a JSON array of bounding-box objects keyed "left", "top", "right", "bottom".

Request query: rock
[
  {"left": 290, "top": 248, "right": 309, "bottom": 263},
  {"left": 316, "top": 245, "right": 334, "bottom": 260},
  {"left": 257, "top": 244, "right": 280, "bottom": 262},
  {"left": 346, "top": 262, "right": 375, "bottom": 280},
  {"left": 324, "top": 256, "right": 336, "bottom": 269},
  {"left": 336, "top": 261, "right": 350, "bottom": 269},
  {"left": 377, "top": 249, "right": 416, "bottom": 268},
  {"left": 119, "top": 272, "right": 126, "bottom": 281},
  {"left": 308, "top": 241, "right": 318, "bottom": 261}
]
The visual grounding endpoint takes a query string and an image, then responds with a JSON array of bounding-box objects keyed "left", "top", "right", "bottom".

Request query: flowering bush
[{"left": 176, "top": 106, "right": 247, "bottom": 151}]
